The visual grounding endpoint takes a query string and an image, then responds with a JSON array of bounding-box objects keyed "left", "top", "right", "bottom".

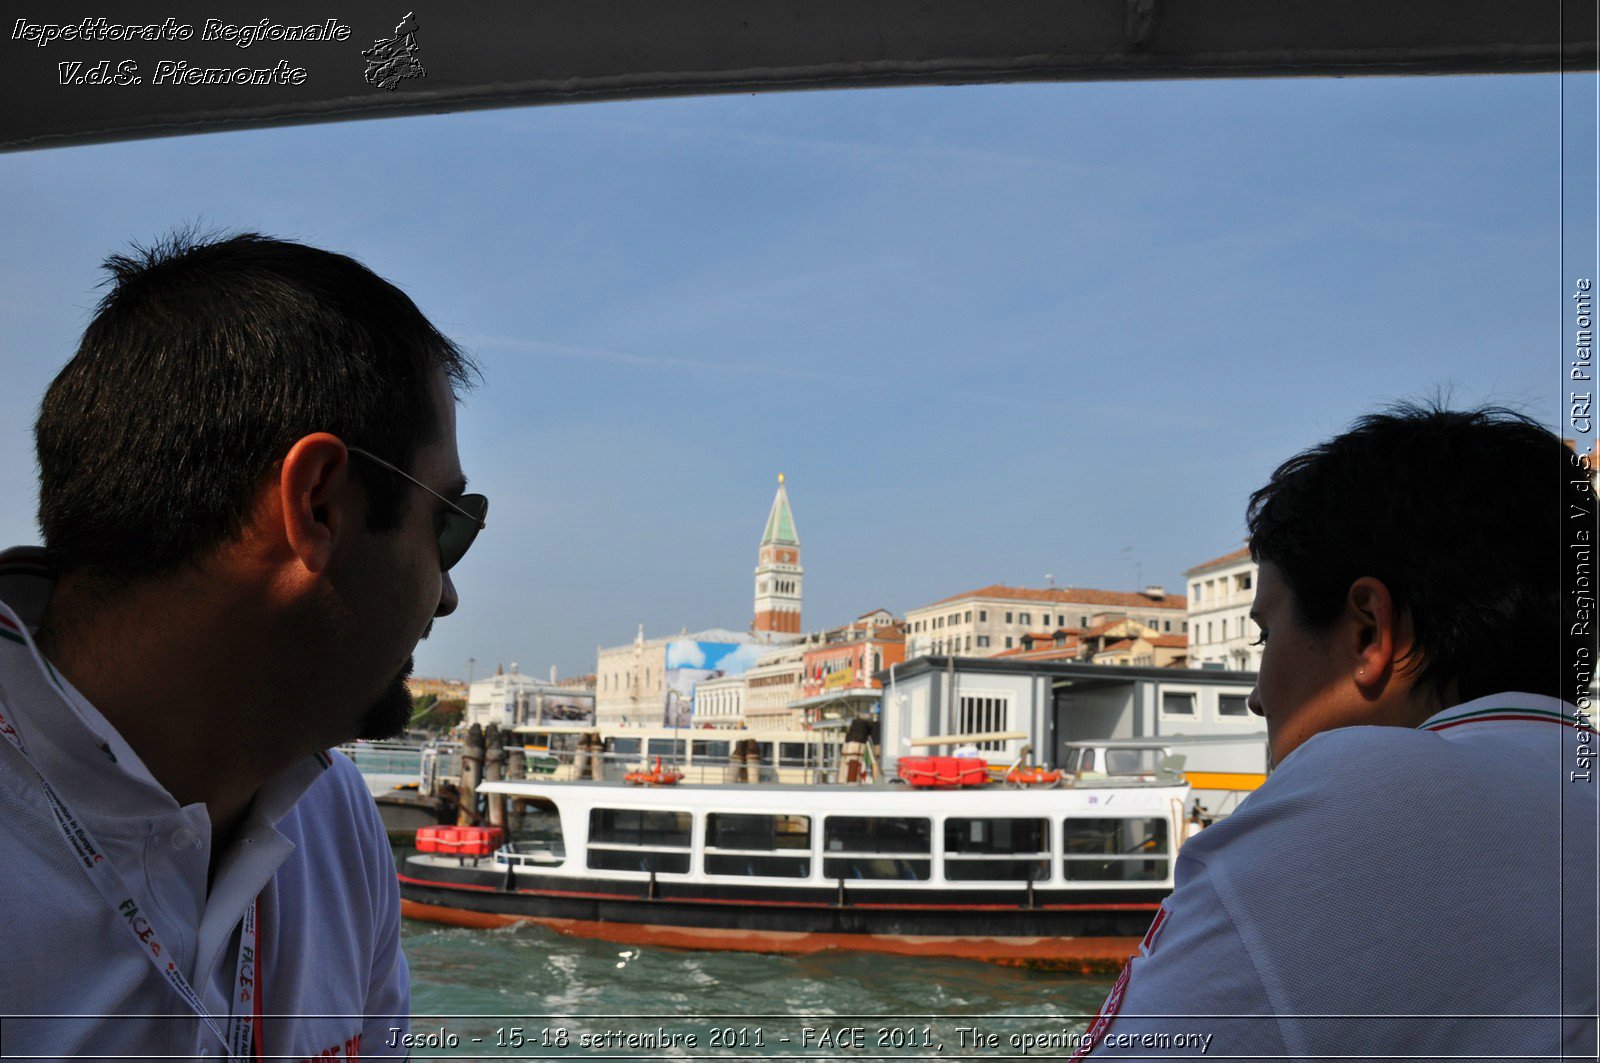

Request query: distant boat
[
  {"left": 397, "top": 773, "right": 1190, "bottom": 972},
  {"left": 338, "top": 738, "right": 444, "bottom": 842}
]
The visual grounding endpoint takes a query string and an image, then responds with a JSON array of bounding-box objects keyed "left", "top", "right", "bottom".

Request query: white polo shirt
[
  {"left": 0, "top": 547, "right": 409, "bottom": 1060},
  {"left": 1077, "top": 692, "right": 1598, "bottom": 1060}
]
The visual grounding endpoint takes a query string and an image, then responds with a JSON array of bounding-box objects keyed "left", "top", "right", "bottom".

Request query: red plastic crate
[
  {"left": 897, "top": 756, "right": 988, "bottom": 788},
  {"left": 415, "top": 825, "right": 504, "bottom": 856}
]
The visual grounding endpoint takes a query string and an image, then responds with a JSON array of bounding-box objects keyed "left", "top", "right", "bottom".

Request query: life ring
[
  {"left": 1005, "top": 767, "right": 1062, "bottom": 787},
  {"left": 625, "top": 757, "right": 684, "bottom": 786}
]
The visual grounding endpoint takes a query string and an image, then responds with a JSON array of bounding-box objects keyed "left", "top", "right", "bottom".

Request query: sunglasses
[{"left": 347, "top": 446, "right": 488, "bottom": 571}]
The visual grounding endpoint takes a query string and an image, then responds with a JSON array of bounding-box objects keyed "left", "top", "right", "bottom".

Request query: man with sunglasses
[{"left": 0, "top": 231, "right": 485, "bottom": 1058}]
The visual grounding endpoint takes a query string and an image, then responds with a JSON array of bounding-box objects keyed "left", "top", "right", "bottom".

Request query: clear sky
[{"left": 0, "top": 73, "right": 1587, "bottom": 681}]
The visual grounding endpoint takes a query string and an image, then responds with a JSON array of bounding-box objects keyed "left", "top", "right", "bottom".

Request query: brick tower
[{"left": 753, "top": 474, "right": 802, "bottom": 635}]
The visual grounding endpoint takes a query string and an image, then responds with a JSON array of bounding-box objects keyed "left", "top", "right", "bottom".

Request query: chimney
[{"left": 1143, "top": 585, "right": 1166, "bottom": 599}]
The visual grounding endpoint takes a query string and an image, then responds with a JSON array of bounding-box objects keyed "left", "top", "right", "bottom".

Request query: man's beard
[{"left": 357, "top": 657, "right": 417, "bottom": 741}]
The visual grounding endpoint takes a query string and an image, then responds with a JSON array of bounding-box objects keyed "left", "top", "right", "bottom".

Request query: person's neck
[{"left": 35, "top": 570, "right": 311, "bottom": 875}]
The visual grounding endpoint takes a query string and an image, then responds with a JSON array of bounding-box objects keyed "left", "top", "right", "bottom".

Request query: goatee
[{"left": 357, "top": 657, "right": 417, "bottom": 741}]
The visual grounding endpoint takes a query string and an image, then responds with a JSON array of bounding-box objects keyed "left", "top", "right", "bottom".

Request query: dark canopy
[{"left": 2, "top": 0, "right": 1595, "bottom": 152}]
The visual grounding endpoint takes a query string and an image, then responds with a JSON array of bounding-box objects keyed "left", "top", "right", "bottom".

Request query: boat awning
[
  {"left": 789, "top": 690, "right": 881, "bottom": 710},
  {"left": 3, "top": 1, "right": 1594, "bottom": 152}
]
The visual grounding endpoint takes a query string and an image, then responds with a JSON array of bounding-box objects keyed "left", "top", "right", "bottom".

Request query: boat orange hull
[{"left": 401, "top": 897, "right": 1138, "bottom": 973}]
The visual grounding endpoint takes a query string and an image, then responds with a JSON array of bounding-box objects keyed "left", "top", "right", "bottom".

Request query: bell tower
[{"left": 753, "top": 474, "right": 802, "bottom": 635}]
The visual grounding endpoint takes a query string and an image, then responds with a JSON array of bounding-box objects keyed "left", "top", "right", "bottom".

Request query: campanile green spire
[
  {"left": 754, "top": 474, "right": 802, "bottom": 635},
  {"left": 761, "top": 472, "right": 800, "bottom": 546}
]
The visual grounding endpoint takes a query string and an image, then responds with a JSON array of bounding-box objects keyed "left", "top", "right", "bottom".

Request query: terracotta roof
[
  {"left": 994, "top": 644, "right": 1081, "bottom": 661},
  {"left": 1082, "top": 618, "right": 1170, "bottom": 639},
  {"left": 1147, "top": 634, "right": 1188, "bottom": 649},
  {"left": 1184, "top": 546, "right": 1252, "bottom": 576},
  {"left": 924, "top": 584, "right": 1187, "bottom": 611},
  {"left": 1099, "top": 638, "right": 1138, "bottom": 653}
]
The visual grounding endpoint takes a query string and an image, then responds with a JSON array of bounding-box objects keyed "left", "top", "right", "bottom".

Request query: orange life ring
[
  {"left": 625, "top": 757, "right": 684, "bottom": 786},
  {"left": 1006, "top": 767, "right": 1062, "bottom": 787}
]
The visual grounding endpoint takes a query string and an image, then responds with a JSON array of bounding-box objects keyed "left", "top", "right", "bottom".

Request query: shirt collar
[
  {"left": 1417, "top": 691, "right": 1585, "bottom": 732},
  {"left": 0, "top": 545, "right": 333, "bottom": 825}
]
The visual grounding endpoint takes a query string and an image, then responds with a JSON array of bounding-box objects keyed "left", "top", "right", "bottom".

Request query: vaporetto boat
[{"left": 397, "top": 775, "right": 1191, "bottom": 970}]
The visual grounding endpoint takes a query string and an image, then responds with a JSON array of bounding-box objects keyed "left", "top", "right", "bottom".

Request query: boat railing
[
  {"left": 496, "top": 840, "right": 565, "bottom": 866},
  {"left": 519, "top": 747, "right": 835, "bottom": 786}
]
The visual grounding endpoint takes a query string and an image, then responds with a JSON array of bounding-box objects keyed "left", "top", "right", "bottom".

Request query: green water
[{"left": 400, "top": 918, "right": 1117, "bottom": 1059}]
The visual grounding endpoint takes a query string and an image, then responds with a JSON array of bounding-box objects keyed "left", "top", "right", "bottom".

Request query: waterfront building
[
  {"left": 879, "top": 655, "right": 1263, "bottom": 808},
  {"left": 993, "top": 630, "right": 1081, "bottom": 662},
  {"left": 594, "top": 625, "right": 765, "bottom": 727},
  {"left": 1075, "top": 618, "right": 1189, "bottom": 667},
  {"left": 692, "top": 672, "right": 746, "bottom": 728},
  {"left": 1185, "top": 547, "right": 1262, "bottom": 670},
  {"left": 741, "top": 643, "right": 809, "bottom": 730},
  {"left": 752, "top": 474, "right": 803, "bottom": 636},
  {"left": 465, "top": 664, "right": 596, "bottom": 729},
  {"left": 794, "top": 612, "right": 906, "bottom": 726},
  {"left": 901, "top": 584, "right": 1188, "bottom": 658}
]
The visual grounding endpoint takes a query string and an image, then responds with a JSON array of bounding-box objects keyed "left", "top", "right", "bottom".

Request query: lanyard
[{"left": 0, "top": 610, "right": 262, "bottom": 1060}]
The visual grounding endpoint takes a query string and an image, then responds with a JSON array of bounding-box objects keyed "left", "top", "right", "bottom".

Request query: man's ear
[
  {"left": 1346, "top": 576, "right": 1406, "bottom": 695},
  {"left": 277, "top": 433, "right": 355, "bottom": 574}
]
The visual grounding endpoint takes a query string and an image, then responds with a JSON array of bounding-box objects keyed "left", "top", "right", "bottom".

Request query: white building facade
[
  {"left": 741, "top": 644, "right": 808, "bottom": 731},
  {"left": 464, "top": 665, "right": 596, "bottom": 730},
  {"left": 1185, "top": 547, "right": 1262, "bottom": 671},
  {"left": 595, "top": 626, "right": 764, "bottom": 727},
  {"left": 901, "top": 585, "right": 1189, "bottom": 658},
  {"left": 693, "top": 672, "right": 747, "bottom": 728}
]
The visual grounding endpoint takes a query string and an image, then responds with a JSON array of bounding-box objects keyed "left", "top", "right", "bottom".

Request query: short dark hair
[
  {"left": 35, "top": 230, "right": 478, "bottom": 583},
  {"left": 1247, "top": 402, "right": 1589, "bottom": 704}
]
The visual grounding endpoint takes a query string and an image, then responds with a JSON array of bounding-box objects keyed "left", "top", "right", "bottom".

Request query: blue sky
[{"left": 0, "top": 74, "right": 1590, "bottom": 680}]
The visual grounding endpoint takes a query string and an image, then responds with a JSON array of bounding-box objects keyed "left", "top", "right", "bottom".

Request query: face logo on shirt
[
  {"left": 1070, "top": 959, "right": 1132, "bottom": 1060},
  {"left": 1067, "top": 904, "right": 1169, "bottom": 1059}
]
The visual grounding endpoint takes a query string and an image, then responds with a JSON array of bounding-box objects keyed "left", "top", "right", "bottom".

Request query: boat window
[
  {"left": 824, "top": 817, "right": 930, "bottom": 854},
  {"left": 692, "top": 739, "right": 731, "bottom": 760},
  {"left": 586, "top": 807, "right": 693, "bottom": 875},
  {"left": 704, "top": 853, "right": 810, "bottom": 877},
  {"left": 647, "top": 738, "right": 686, "bottom": 759},
  {"left": 606, "top": 737, "right": 641, "bottom": 756},
  {"left": 822, "top": 855, "right": 930, "bottom": 881},
  {"left": 1103, "top": 749, "right": 1164, "bottom": 775},
  {"left": 587, "top": 849, "right": 691, "bottom": 874},
  {"left": 944, "top": 858, "right": 1050, "bottom": 882},
  {"left": 1062, "top": 817, "right": 1170, "bottom": 882},
  {"left": 589, "top": 808, "right": 692, "bottom": 847},
  {"left": 1219, "top": 694, "right": 1251, "bottom": 716},
  {"left": 755, "top": 742, "right": 774, "bottom": 762},
  {"left": 945, "top": 817, "right": 1049, "bottom": 854},
  {"left": 706, "top": 813, "right": 811, "bottom": 851},
  {"left": 944, "top": 817, "right": 1051, "bottom": 882},
  {"left": 778, "top": 742, "right": 810, "bottom": 767}
]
